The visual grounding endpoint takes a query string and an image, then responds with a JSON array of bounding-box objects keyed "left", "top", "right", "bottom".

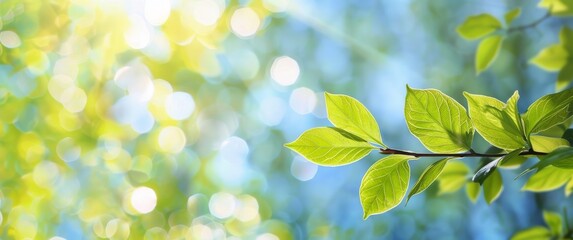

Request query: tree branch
[
  {"left": 380, "top": 148, "right": 546, "bottom": 158},
  {"left": 507, "top": 11, "right": 551, "bottom": 33}
]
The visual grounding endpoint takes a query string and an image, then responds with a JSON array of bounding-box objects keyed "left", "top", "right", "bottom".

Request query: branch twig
[
  {"left": 380, "top": 148, "right": 546, "bottom": 158},
  {"left": 507, "top": 11, "right": 551, "bottom": 33}
]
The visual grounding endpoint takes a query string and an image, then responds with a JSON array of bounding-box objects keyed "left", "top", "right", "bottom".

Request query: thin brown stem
[
  {"left": 507, "top": 11, "right": 551, "bottom": 33},
  {"left": 379, "top": 148, "right": 546, "bottom": 158}
]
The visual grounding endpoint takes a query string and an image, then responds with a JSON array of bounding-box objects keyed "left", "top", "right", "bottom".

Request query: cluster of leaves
[
  {"left": 285, "top": 86, "right": 573, "bottom": 219},
  {"left": 456, "top": 1, "right": 573, "bottom": 89},
  {"left": 511, "top": 210, "right": 572, "bottom": 240}
]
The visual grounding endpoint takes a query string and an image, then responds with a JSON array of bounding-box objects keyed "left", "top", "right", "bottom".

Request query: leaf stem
[
  {"left": 379, "top": 148, "right": 546, "bottom": 158},
  {"left": 507, "top": 11, "right": 551, "bottom": 33}
]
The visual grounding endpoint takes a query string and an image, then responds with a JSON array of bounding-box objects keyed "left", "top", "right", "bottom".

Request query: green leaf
[
  {"left": 405, "top": 86, "right": 474, "bottom": 153},
  {"left": 530, "top": 44, "right": 568, "bottom": 72},
  {"left": 360, "top": 155, "right": 414, "bottom": 219},
  {"left": 510, "top": 226, "right": 551, "bottom": 240},
  {"left": 472, "top": 149, "right": 522, "bottom": 184},
  {"left": 407, "top": 158, "right": 449, "bottom": 203},
  {"left": 483, "top": 169, "right": 503, "bottom": 204},
  {"left": 522, "top": 166, "right": 573, "bottom": 192},
  {"left": 456, "top": 14, "right": 502, "bottom": 40},
  {"left": 466, "top": 182, "right": 480, "bottom": 203},
  {"left": 499, "top": 155, "right": 527, "bottom": 169},
  {"left": 531, "top": 136, "right": 570, "bottom": 153},
  {"left": 536, "top": 147, "right": 573, "bottom": 170},
  {"left": 285, "top": 127, "right": 375, "bottom": 166},
  {"left": 437, "top": 161, "right": 470, "bottom": 194},
  {"left": 523, "top": 88, "right": 573, "bottom": 134},
  {"left": 464, "top": 91, "right": 527, "bottom": 150},
  {"left": 560, "top": 27, "right": 573, "bottom": 52},
  {"left": 543, "top": 211, "right": 562, "bottom": 236},
  {"left": 475, "top": 35, "right": 504, "bottom": 74},
  {"left": 539, "top": 0, "right": 573, "bottom": 17},
  {"left": 325, "top": 92, "right": 385, "bottom": 146},
  {"left": 557, "top": 62, "right": 573, "bottom": 91},
  {"left": 565, "top": 177, "right": 573, "bottom": 196},
  {"left": 504, "top": 8, "right": 521, "bottom": 25}
]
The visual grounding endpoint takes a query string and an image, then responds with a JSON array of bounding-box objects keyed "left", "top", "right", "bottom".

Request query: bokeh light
[
  {"left": 270, "top": 56, "right": 300, "bottom": 86},
  {"left": 130, "top": 187, "right": 157, "bottom": 214}
]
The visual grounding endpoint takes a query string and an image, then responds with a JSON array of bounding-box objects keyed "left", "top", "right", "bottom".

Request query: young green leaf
[
  {"left": 325, "top": 92, "right": 385, "bottom": 147},
  {"left": 543, "top": 211, "right": 562, "bottom": 236},
  {"left": 504, "top": 8, "right": 521, "bottom": 25},
  {"left": 522, "top": 166, "right": 573, "bottom": 192},
  {"left": 285, "top": 127, "right": 375, "bottom": 166},
  {"left": 407, "top": 158, "right": 449, "bottom": 203},
  {"left": 466, "top": 182, "right": 481, "bottom": 203},
  {"left": 531, "top": 136, "right": 570, "bottom": 153},
  {"left": 360, "top": 155, "right": 414, "bottom": 219},
  {"left": 510, "top": 226, "right": 551, "bottom": 240},
  {"left": 538, "top": 0, "right": 573, "bottom": 17},
  {"left": 530, "top": 44, "right": 568, "bottom": 72},
  {"left": 475, "top": 35, "right": 504, "bottom": 74},
  {"left": 464, "top": 91, "right": 527, "bottom": 150},
  {"left": 523, "top": 88, "right": 573, "bottom": 134},
  {"left": 483, "top": 169, "right": 503, "bottom": 204},
  {"left": 437, "top": 161, "right": 470, "bottom": 194},
  {"left": 405, "top": 86, "right": 474, "bottom": 153},
  {"left": 456, "top": 14, "right": 502, "bottom": 40},
  {"left": 561, "top": 26, "right": 573, "bottom": 52}
]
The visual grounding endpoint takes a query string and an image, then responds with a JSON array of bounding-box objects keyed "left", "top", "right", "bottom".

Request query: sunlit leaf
[
  {"left": 438, "top": 161, "right": 470, "bottom": 194},
  {"left": 510, "top": 226, "right": 551, "bottom": 240},
  {"left": 466, "top": 182, "right": 480, "bottom": 203},
  {"left": 504, "top": 8, "right": 521, "bottom": 25},
  {"left": 523, "top": 88, "right": 573, "bottom": 134},
  {"left": 405, "top": 86, "right": 474, "bottom": 153},
  {"left": 565, "top": 178, "right": 573, "bottom": 196},
  {"left": 530, "top": 44, "right": 568, "bottom": 72},
  {"left": 464, "top": 91, "right": 526, "bottom": 150},
  {"left": 407, "top": 158, "right": 449, "bottom": 202},
  {"left": 522, "top": 166, "right": 573, "bottom": 192},
  {"left": 531, "top": 136, "right": 570, "bottom": 153},
  {"left": 543, "top": 211, "right": 562, "bottom": 236},
  {"left": 560, "top": 26, "right": 573, "bottom": 51},
  {"left": 285, "top": 127, "right": 375, "bottom": 166},
  {"left": 325, "top": 92, "right": 385, "bottom": 146},
  {"left": 483, "top": 169, "right": 503, "bottom": 204},
  {"left": 539, "top": 0, "right": 573, "bottom": 17},
  {"left": 475, "top": 35, "right": 503, "bottom": 74},
  {"left": 535, "top": 147, "right": 573, "bottom": 170},
  {"left": 457, "top": 14, "right": 502, "bottom": 40},
  {"left": 360, "top": 155, "right": 414, "bottom": 219}
]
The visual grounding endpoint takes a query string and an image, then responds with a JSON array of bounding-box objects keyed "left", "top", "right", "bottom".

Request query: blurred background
[{"left": 0, "top": 0, "right": 571, "bottom": 239}]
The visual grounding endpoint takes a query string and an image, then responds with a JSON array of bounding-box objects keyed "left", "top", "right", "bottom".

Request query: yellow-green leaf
[
  {"left": 531, "top": 136, "right": 570, "bottom": 153},
  {"left": 466, "top": 182, "right": 480, "bottom": 203},
  {"left": 483, "top": 169, "right": 503, "bottom": 204},
  {"left": 360, "top": 155, "right": 414, "bottom": 219},
  {"left": 475, "top": 35, "right": 503, "bottom": 74},
  {"left": 559, "top": 26, "right": 573, "bottom": 52},
  {"left": 464, "top": 91, "right": 526, "bottom": 150},
  {"left": 405, "top": 86, "right": 474, "bottom": 153},
  {"left": 543, "top": 211, "right": 562, "bottom": 236},
  {"left": 565, "top": 178, "right": 573, "bottom": 196},
  {"left": 325, "top": 92, "right": 385, "bottom": 146},
  {"left": 539, "top": 0, "right": 573, "bottom": 17},
  {"left": 457, "top": 14, "right": 502, "bottom": 40},
  {"left": 523, "top": 88, "right": 573, "bottom": 134},
  {"left": 407, "top": 158, "right": 449, "bottom": 202},
  {"left": 285, "top": 127, "right": 375, "bottom": 166},
  {"left": 437, "top": 161, "right": 470, "bottom": 194},
  {"left": 530, "top": 44, "right": 568, "bottom": 72},
  {"left": 504, "top": 8, "right": 521, "bottom": 25},
  {"left": 522, "top": 166, "right": 573, "bottom": 192},
  {"left": 510, "top": 226, "right": 551, "bottom": 240},
  {"left": 536, "top": 147, "right": 573, "bottom": 171}
]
